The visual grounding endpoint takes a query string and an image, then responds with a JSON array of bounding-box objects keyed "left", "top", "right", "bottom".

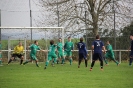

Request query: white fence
[{"left": 1, "top": 50, "right": 129, "bottom": 63}]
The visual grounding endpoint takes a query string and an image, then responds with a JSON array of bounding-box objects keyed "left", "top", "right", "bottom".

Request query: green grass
[{"left": 0, "top": 62, "right": 133, "bottom": 88}]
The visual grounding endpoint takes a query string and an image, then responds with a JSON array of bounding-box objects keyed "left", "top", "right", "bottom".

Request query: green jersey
[
  {"left": 30, "top": 44, "right": 41, "bottom": 55},
  {"left": 48, "top": 45, "right": 57, "bottom": 55},
  {"left": 64, "top": 41, "right": 73, "bottom": 52},
  {"left": 106, "top": 44, "right": 114, "bottom": 55},
  {"left": 57, "top": 42, "right": 63, "bottom": 52}
]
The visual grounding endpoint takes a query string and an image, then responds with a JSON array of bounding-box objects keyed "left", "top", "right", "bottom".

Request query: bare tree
[{"left": 36, "top": 0, "right": 133, "bottom": 36}]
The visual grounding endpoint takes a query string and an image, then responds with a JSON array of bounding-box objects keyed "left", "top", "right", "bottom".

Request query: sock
[
  {"left": 70, "top": 58, "right": 72, "bottom": 65},
  {"left": 129, "top": 58, "right": 132, "bottom": 65},
  {"left": 0, "top": 60, "right": 2, "bottom": 65},
  {"left": 113, "top": 59, "right": 119, "bottom": 64},
  {"left": 61, "top": 59, "right": 64, "bottom": 64},
  {"left": 91, "top": 61, "right": 95, "bottom": 68},
  {"left": 8, "top": 59, "right": 12, "bottom": 64},
  {"left": 103, "top": 56, "right": 108, "bottom": 64},
  {"left": 20, "top": 60, "right": 23, "bottom": 65},
  {"left": 85, "top": 60, "right": 87, "bottom": 67},
  {"left": 100, "top": 61, "right": 103, "bottom": 69},
  {"left": 23, "top": 61, "right": 29, "bottom": 65},
  {"left": 57, "top": 60, "right": 59, "bottom": 64},
  {"left": 54, "top": 58, "right": 57, "bottom": 64},
  {"left": 35, "top": 61, "right": 39, "bottom": 67},
  {"left": 78, "top": 59, "right": 81, "bottom": 66},
  {"left": 45, "top": 60, "right": 49, "bottom": 67}
]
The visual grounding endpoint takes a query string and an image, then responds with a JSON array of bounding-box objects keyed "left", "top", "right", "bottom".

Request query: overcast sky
[
  {"left": 0, "top": 0, "right": 41, "bottom": 27},
  {"left": 0, "top": 0, "right": 47, "bottom": 40}
]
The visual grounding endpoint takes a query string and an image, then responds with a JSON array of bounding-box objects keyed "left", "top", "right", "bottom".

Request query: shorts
[
  {"left": 64, "top": 51, "right": 72, "bottom": 57},
  {"left": 12, "top": 53, "right": 23, "bottom": 58},
  {"left": 48, "top": 54, "right": 57, "bottom": 61},
  {"left": 58, "top": 52, "right": 64, "bottom": 58},
  {"left": 105, "top": 53, "right": 115, "bottom": 59},
  {"left": 93, "top": 53, "right": 103, "bottom": 61},
  {"left": 79, "top": 53, "right": 87, "bottom": 60},
  {"left": 30, "top": 54, "right": 37, "bottom": 60}
]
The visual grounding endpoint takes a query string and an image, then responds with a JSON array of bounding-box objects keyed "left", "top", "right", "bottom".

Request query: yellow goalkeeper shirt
[{"left": 13, "top": 45, "right": 24, "bottom": 54}]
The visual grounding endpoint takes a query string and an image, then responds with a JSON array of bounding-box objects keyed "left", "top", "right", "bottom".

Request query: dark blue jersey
[
  {"left": 92, "top": 40, "right": 104, "bottom": 54},
  {"left": 77, "top": 42, "right": 87, "bottom": 55}
]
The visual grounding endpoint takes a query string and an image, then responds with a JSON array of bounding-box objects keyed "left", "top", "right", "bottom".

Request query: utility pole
[
  {"left": 57, "top": 0, "right": 60, "bottom": 37},
  {"left": 29, "top": 0, "right": 32, "bottom": 42},
  {"left": 113, "top": 0, "right": 116, "bottom": 50},
  {"left": 85, "top": 11, "right": 87, "bottom": 49},
  {"left": 57, "top": 0, "right": 59, "bottom": 27}
]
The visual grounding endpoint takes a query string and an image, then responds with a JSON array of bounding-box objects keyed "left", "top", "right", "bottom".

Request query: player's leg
[
  {"left": 90, "top": 54, "right": 97, "bottom": 71},
  {"left": 68, "top": 51, "right": 72, "bottom": 65},
  {"left": 0, "top": 58, "right": 2, "bottom": 66},
  {"left": 83, "top": 54, "right": 88, "bottom": 67},
  {"left": 98, "top": 54, "right": 103, "bottom": 70},
  {"left": 111, "top": 55, "right": 119, "bottom": 65},
  {"left": 52, "top": 54, "right": 57, "bottom": 66},
  {"left": 44, "top": 55, "right": 52, "bottom": 69},
  {"left": 62, "top": 52, "right": 66, "bottom": 64},
  {"left": 35, "top": 59, "right": 40, "bottom": 67},
  {"left": 129, "top": 56, "right": 133, "bottom": 66},
  {"left": 60, "top": 52, "right": 65, "bottom": 65},
  {"left": 18, "top": 54, "right": 24, "bottom": 65},
  {"left": 23, "top": 55, "right": 33, "bottom": 65},
  {"left": 78, "top": 53, "right": 83, "bottom": 68},
  {"left": 0, "top": 52, "right": 2, "bottom": 66},
  {"left": 103, "top": 53, "right": 108, "bottom": 65},
  {"left": 7, "top": 54, "right": 16, "bottom": 65}
]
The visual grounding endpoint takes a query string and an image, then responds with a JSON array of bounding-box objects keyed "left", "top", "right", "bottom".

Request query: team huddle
[{"left": 0, "top": 34, "right": 133, "bottom": 70}]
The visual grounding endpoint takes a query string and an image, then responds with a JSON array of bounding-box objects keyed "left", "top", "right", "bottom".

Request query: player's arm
[
  {"left": 128, "top": 46, "right": 131, "bottom": 52},
  {"left": 84, "top": 44, "right": 88, "bottom": 56},
  {"left": 38, "top": 46, "right": 46, "bottom": 52},
  {"left": 91, "top": 45, "right": 94, "bottom": 54},
  {"left": 71, "top": 43, "right": 74, "bottom": 50},
  {"left": 102, "top": 46, "right": 106, "bottom": 53},
  {"left": 21, "top": 46, "right": 24, "bottom": 55},
  {"left": 64, "top": 42, "right": 67, "bottom": 50},
  {"left": 13, "top": 46, "right": 17, "bottom": 53}
]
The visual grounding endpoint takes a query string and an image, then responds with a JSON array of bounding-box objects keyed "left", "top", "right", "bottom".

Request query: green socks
[
  {"left": 0, "top": 60, "right": 2, "bottom": 65},
  {"left": 70, "top": 58, "right": 72, "bottom": 65}
]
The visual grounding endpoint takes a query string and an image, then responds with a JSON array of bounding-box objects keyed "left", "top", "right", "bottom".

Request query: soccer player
[
  {"left": 23, "top": 40, "right": 44, "bottom": 67},
  {"left": 7, "top": 42, "right": 24, "bottom": 65},
  {"left": 57, "top": 38, "right": 65, "bottom": 65},
  {"left": 103, "top": 41, "right": 119, "bottom": 66},
  {"left": 64, "top": 37, "right": 74, "bottom": 65},
  {"left": 90, "top": 35, "right": 106, "bottom": 71},
  {"left": 44, "top": 40, "right": 57, "bottom": 69},
  {"left": 77, "top": 37, "right": 88, "bottom": 68},
  {"left": 128, "top": 34, "right": 133, "bottom": 66}
]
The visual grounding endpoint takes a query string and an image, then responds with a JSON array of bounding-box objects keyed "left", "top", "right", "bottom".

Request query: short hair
[
  {"left": 96, "top": 35, "right": 100, "bottom": 39},
  {"left": 18, "top": 42, "right": 22, "bottom": 44},
  {"left": 50, "top": 40, "right": 54, "bottom": 45},
  {"left": 80, "top": 37, "right": 83, "bottom": 42},
  {"left": 34, "top": 40, "right": 38, "bottom": 44},
  {"left": 68, "top": 36, "right": 71, "bottom": 39},
  {"left": 59, "top": 38, "right": 62, "bottom": 40},
  {"left": 130, "top": 34, "right": 133, "bottom": 36}
]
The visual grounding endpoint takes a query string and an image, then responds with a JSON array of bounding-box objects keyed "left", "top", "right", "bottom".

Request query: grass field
[{"left": 0, "top": 61, "right": 133, "bottom": 88}]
